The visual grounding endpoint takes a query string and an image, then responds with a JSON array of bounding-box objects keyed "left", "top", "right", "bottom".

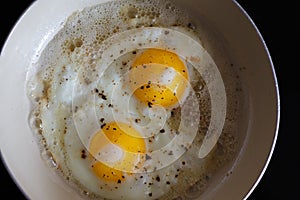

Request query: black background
[{"left": 0, "top": 0, "right": 299, "bottom": 199}]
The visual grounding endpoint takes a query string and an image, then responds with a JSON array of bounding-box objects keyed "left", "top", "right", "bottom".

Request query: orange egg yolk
[
  {"left": 89, "top": 122, "right": 146, "bottom": 183},
  {"left": 130, "top": 48, "right": 189, "bottom": 108}
]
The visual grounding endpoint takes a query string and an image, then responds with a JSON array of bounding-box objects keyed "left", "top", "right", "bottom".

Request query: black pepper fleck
[
  {"left": 101, "top": 123, "right": 107, "bottom": 129},
  {"left": 156, "top": 176, "right": 160, "bottom": 182},
  {"left": 81, "top": 150, "right": 87, "bottom": 159},
  {"left": 146, "top": 154, "right": 152, "bottom": 160},
  {"left": 101, "top": 94, "right": 107, "bottom": 100}
]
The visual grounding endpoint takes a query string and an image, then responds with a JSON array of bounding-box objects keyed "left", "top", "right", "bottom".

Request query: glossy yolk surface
[
  {"left": 130, "top": 48, "right": 188, "bottom": 108},
  {"left": 89, "top": 122, "right": 146, "bottom": 183}
]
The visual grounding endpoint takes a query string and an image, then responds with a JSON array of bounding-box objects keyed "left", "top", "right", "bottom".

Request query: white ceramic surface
[{"left": 0, "top": 0, "right": 279, "bottom": 199}]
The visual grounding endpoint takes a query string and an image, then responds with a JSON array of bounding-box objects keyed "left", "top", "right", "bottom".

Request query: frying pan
[{"left": 0, "top": 0, "right": 280, "bottom": 199}]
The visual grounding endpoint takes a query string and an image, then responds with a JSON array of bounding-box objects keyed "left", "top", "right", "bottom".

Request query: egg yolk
[
  {"left": 130, "top": 48, "right": 188, "bottom": 108},
  {"left": 89, "top": 122, "right": 146, "bottom": 183}
]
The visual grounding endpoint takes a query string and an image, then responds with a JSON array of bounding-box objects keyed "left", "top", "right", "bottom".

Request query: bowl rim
[{"left": 233, "top": 0, "right": 280, "bottom": 198}]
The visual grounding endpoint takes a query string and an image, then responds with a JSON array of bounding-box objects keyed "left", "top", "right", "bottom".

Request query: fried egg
[{"left": 26, "top": 0, "right": 240, "bottom": 199}]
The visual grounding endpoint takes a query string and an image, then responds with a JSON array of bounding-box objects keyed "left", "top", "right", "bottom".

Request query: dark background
[{"left": 0, "top": 0, "right": 299, "bottom": 199}]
